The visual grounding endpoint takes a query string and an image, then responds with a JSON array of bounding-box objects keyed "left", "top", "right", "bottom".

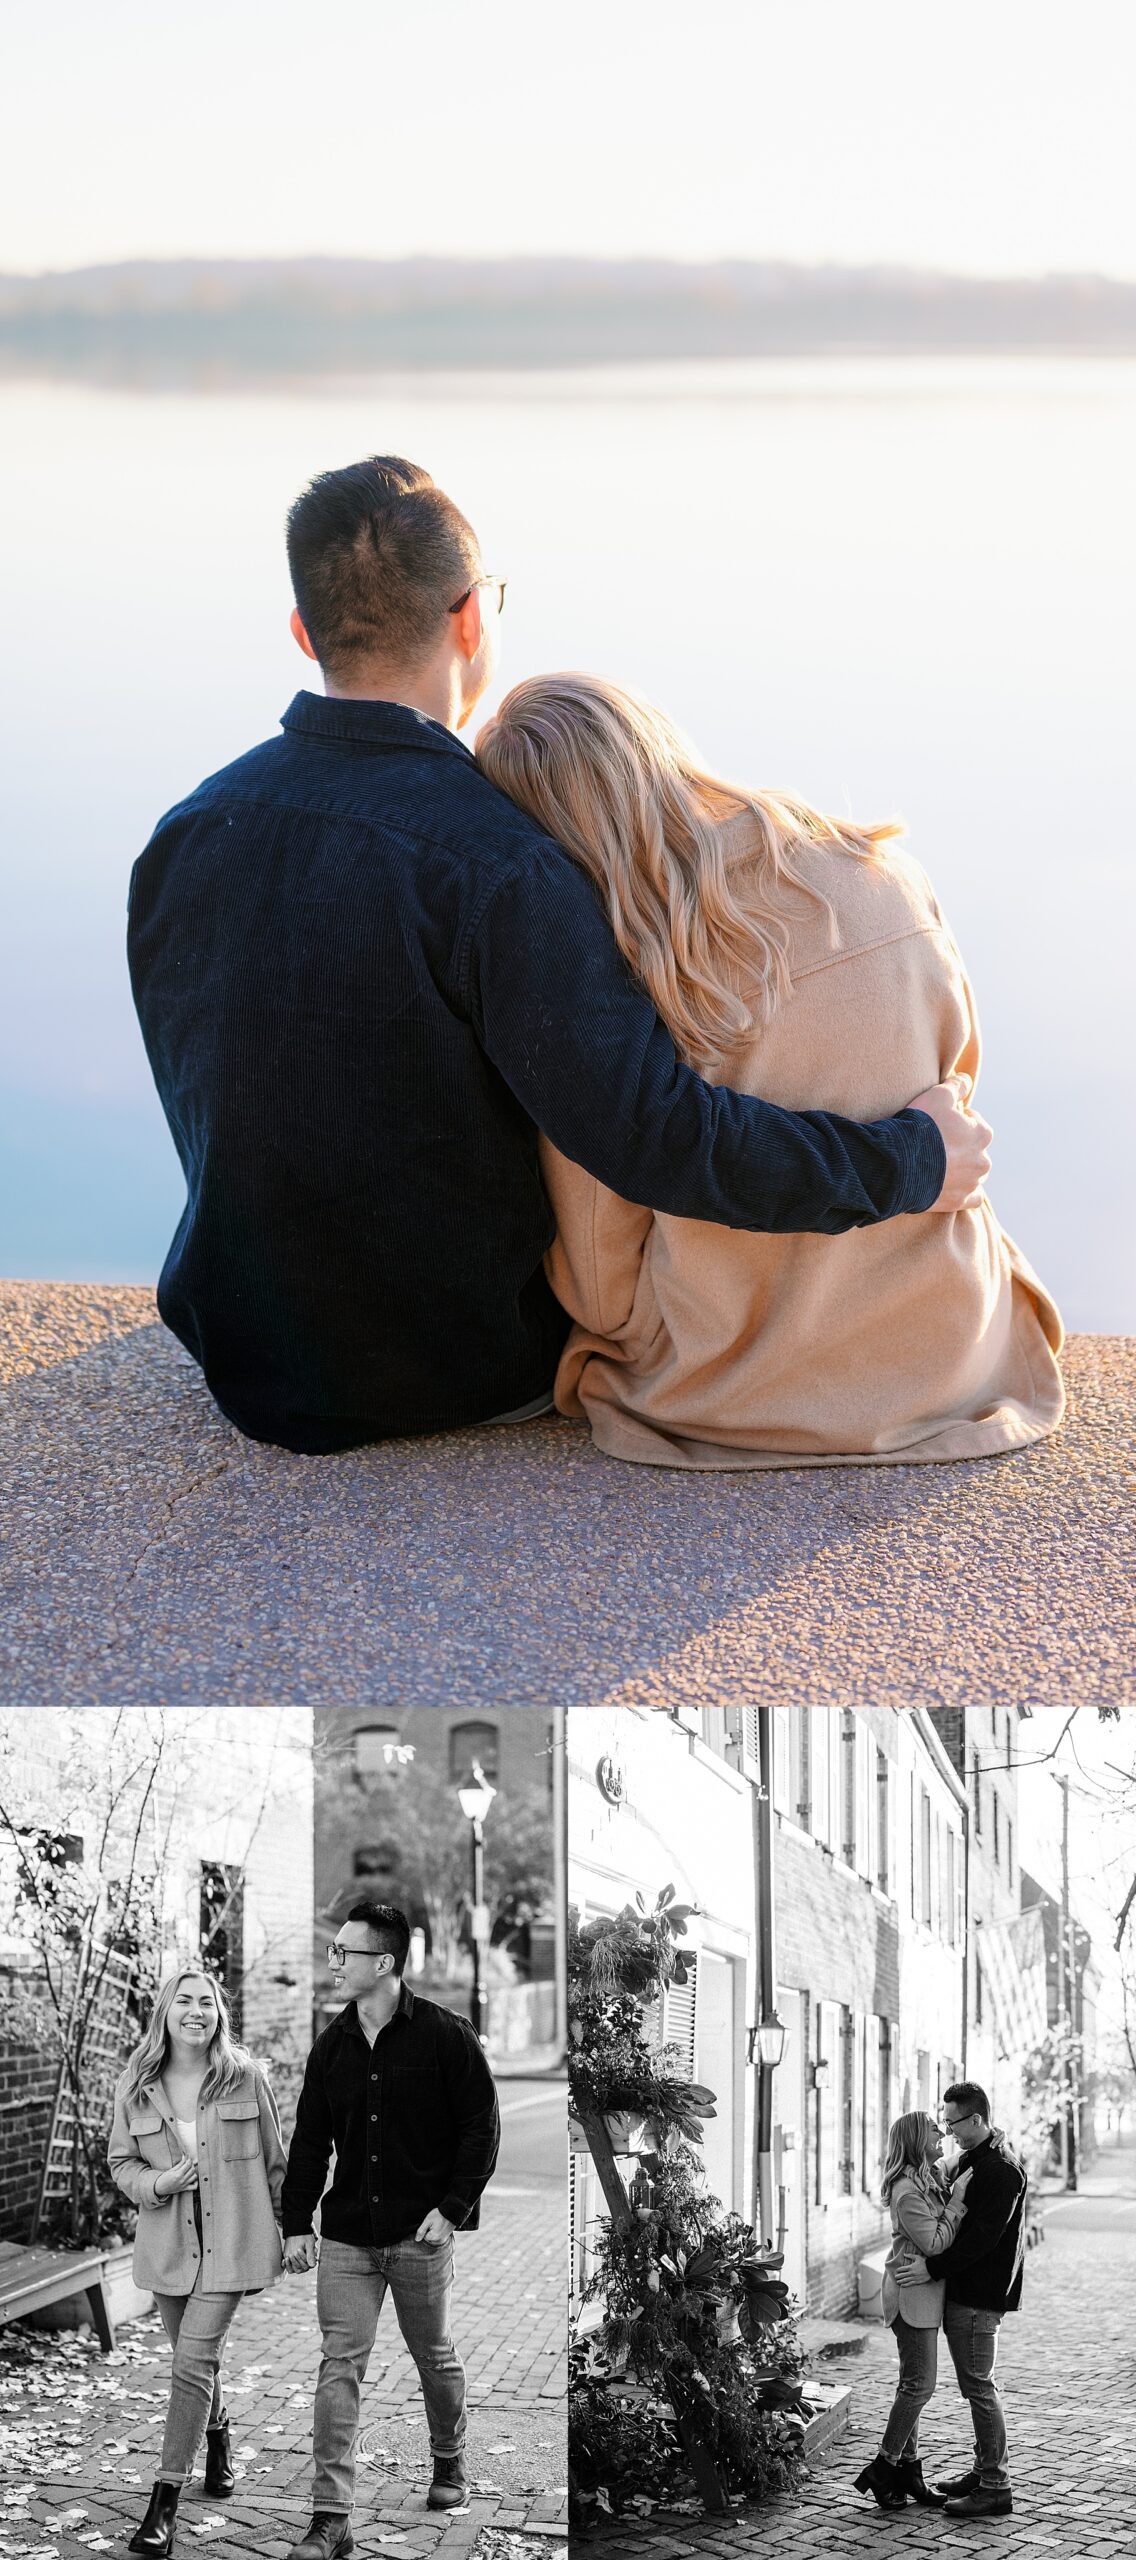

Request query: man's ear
[
  {"left": 453, "top": 591, "right": 483, "bottom": 664},
  {"left": 290, "top": 606, "right": 318, "bottom": 663}
]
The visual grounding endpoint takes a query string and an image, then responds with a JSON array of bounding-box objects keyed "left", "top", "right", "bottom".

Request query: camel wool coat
[
  {"left": 880, "top": 2169, "right": 968, "bottom": 2329},
  {"left": 542, "top": 816, "right": 1064, "bottom": 1467},
  {"left": 109, "top": 2062, "right": 286, "bottom": 2295}
]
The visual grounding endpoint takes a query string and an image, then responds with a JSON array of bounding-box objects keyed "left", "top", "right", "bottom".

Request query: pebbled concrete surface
[{"left": 1, "top": 1282, "right": 1132, "bottom": 1709}]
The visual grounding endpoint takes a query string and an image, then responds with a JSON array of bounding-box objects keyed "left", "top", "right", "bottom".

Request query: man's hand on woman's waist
[{"left": 909, "top": 1078, "right": 993, "bottom": 1213}]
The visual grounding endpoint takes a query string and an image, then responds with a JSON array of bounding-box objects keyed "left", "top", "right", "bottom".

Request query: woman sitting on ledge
[{"left": 476, "top": 676, "right": 1063, "bottom": 1469}]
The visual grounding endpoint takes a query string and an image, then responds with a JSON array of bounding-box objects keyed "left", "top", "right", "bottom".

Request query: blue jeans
[
  {"left": 153, "top": 2280, "right": 242, "bottom": 2485},
  {"left": 880, "top": 2315, "right": 938, "bottom": 2461},
  {"left": 943, "top": 2300, "right": 1009, "bottom": 2489},
  {"left": 313, "top": 2236, "right": 467, "bottom": 2515}
]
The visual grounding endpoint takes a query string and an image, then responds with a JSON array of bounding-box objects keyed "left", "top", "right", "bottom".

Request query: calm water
[{"left": 1, "top": 359, "right": 1133, "bottom": 1329}]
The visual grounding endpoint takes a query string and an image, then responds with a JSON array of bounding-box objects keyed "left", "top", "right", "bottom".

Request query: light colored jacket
[
  {"left": 542, "top": 816, "right": 1064, "bottom": 1468},
  {"left": 109, "top": 2061, "right": 286, "bottom": 2296},
  {"left": 881, "top": 2168, "right": 968, "bottom": 2328}
]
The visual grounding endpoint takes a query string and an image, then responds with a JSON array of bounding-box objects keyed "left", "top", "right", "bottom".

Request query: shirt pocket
[
  {"left": 128, "top": 2109, "right": 172, "bottom": 2167},
  {"left": 216, "top": 2098, "right": 261, "bottom": 2161}
]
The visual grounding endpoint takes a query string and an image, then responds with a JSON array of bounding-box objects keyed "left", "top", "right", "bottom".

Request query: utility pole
[{"left": 1055, "top": 1775, "right": 1077, "bottom": 2192}]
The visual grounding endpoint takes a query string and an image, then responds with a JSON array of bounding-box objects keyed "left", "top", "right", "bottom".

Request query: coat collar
[{"left": 281, "top": 691, "right": 474, "bottom": 761}]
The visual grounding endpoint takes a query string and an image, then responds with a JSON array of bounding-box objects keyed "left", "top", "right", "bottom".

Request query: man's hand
[
  {"left": 415, "top": 2209, "right": 455, "bottom": 2247},
  {"left": 909, "top": 1078, "right": 993, "bottom": 1213},
  {"left": 893, "top": 2252, "right": 930, "bottom": 2286},
  {"left": 282, "top": 2232, "right": 319, "bottom": 2274}
]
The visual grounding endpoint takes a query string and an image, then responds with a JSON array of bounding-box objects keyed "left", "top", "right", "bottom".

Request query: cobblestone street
[
  {"left": 590, "top": 2132, "right": 1136, "bottom": 2560},
  {"left": 0, "top": 2163, "right": 566, "bottom": 2560}
]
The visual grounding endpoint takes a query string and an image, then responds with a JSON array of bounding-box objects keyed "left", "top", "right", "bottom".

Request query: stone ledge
[{"left": 1, "top": 1282, "right": 1132, "bottom": 1709}]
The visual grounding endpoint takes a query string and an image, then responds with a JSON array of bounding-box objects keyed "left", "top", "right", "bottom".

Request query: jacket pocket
[
  {"left": 128, "top": 2109, "right": 171, "bottom": 2166},
  {"left": 216, "top": 2099, "right": 260, "bottom": 2161}
]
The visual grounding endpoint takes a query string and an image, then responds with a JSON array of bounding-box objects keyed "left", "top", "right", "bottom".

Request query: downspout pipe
[{"left": 754, "top": 1706, "right": 777, "bottom": 2248}]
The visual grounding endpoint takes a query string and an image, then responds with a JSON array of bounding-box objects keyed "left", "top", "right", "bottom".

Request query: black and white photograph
[
  {"left": 568, "top": 1704, "right": 1136, "bottom": 2555},
  {"left": 0, "top": 1708, "right": 567, "bottom": 2560}
]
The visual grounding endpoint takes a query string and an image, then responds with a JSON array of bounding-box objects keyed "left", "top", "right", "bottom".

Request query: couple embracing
[
  {"left": 855, "top": 2081, "right": 1028, "bottom": 2520},
  {"left": 127, "top": 455, "right": 1063, "bottom": 1471},
  {"left": 108, "top": 1902, "right": 499, "bottom": 2560}
]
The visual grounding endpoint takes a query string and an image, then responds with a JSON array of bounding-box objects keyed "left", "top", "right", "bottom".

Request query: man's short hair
[
  {"left": 286, "top": 456, "right": 479, "bottom": 679},
  {"left": 347, "top": 1900, "right": 411, "bottom": 1975},
  {"left": 943, "top": 2080, "right": 990, "bottom": 2123}
]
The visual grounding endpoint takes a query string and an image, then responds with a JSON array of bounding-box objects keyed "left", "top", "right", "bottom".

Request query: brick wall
[
  {"left": 0, "top": 1951, "right": 60, "bottom": 2241},
  {"left": 776, "top": 1826, "right": 900, "bottom": 2018}
]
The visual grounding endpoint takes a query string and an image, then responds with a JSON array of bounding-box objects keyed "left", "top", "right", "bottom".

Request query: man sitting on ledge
[{"left": 128, "top": 455, "right": 990, "bottom": 1455}]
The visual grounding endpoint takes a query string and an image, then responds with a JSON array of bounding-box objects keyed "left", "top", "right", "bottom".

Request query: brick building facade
[
  {"left": 925, "top": 1706, "right": 1048, "bottom": 2140},
  {"left": 311, "top": 1707, "right": 562, "bottom": 2051}
]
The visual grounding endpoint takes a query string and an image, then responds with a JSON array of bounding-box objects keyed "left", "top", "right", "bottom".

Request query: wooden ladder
[{"left": 31, "top": 1945, "right": 136, "bottom": 2239}]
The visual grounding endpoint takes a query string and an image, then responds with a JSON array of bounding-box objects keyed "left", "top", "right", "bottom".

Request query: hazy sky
[
  {"left": 1017, "top": 1712, "right": 1136, "bottom": 2036},
  {"left": 4, "top": 0, "right": 1135, "bottom": 277}
]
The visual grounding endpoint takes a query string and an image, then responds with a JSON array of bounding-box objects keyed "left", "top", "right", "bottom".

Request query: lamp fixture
[
  {"left": 456, "top": 1760, "right": 497, "bottom": 1826},
  {"left": 747, "top": 2009, "right": 787, "bottom": 2069}
]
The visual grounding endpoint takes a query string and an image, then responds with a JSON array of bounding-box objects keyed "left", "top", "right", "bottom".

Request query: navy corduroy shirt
[{"left": 128, "top": 693, "right": 945, "bottom": 1452}]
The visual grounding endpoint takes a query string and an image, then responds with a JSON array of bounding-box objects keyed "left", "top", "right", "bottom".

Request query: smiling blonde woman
[
  {"left": 476, "top": 675, "right": 1063, "bottom": 1468},
  {"left": 109, "top": 1969, "right": 286, "bottom": 2557}
]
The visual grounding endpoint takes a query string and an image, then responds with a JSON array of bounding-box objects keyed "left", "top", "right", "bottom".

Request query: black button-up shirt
[
  {"left": 280, "top": 1984, "right": 501, "bottom": 2247},
  {"left": 127, "top": 693, "right": 944, "bottom": 1453}
]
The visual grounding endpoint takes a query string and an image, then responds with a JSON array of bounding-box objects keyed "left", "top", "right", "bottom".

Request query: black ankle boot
[
  {"left": 895, "top": 2455, "right": 947, "bottom": 2506},
  {"left": 853, "top": 2454, "right": 906, "bottom": 2509},
  {"left": 204, "top": 2420, "right": 235, "bottom": 2498},
  {"left": 128, "top": 2482, "right": 180, "bottom": 2556}
]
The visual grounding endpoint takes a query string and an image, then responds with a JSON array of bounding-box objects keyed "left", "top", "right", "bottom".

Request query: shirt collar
[
  {"left": 342, "top": 1981, "right": 416, "bottom": 2038},
  {"left": 281, "top": 690, "right": 474, "bottom": 761}
]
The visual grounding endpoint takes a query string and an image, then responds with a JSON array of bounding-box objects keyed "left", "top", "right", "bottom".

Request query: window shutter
[{"left": 662, "top": 1957, "right": 699, "bottom": 2073}]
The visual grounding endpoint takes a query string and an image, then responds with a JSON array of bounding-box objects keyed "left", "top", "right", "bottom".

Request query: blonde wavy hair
[
  {"left": 880, "top": 2109, "right": 946, "bottom": 2204},
  {"left": 119, "top": 1968, "right": 257, "bottom": 2113},
  {"left": 476, "top": 673, "right": 901, "bottom": 1078}
]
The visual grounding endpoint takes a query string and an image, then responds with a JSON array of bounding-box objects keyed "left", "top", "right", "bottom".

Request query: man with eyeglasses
[
  {"left": 128, "top": 451, "right": 990, "bottom": 1455},
  {"left": 278, "top": 1902, "right": 500, "bottom": 2560},
  {"left": 923, "top": 2080, "right": 1028, "bottom": 2519}
]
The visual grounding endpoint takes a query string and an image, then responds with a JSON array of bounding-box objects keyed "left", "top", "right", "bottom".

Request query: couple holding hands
[{"left": 108, "top": 1904, "right": 499, "bottom": 2560}]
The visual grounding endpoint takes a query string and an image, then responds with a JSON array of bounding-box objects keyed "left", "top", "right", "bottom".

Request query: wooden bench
[{"left": 0, "top": 2239, "right": 116, "bottom": 2351}]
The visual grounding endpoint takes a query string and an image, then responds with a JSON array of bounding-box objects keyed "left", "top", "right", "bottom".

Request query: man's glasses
[
  {"left": 448, "top": 575, "right": 507, "bottom": 617},
  {"left": 326, "top": 1942, "right": 383, "bottom": 1967}
]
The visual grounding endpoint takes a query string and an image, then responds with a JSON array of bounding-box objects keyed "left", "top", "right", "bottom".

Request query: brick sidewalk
[
  {"left": 0, "top": 2189, "right": 566, "bottom": 2560},
  {"left": 587, "top": 2215, "right": 1136, "bottom": 2559}
]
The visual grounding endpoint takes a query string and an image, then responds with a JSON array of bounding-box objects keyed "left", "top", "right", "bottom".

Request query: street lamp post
[{"left": 457, "top": 1761, "right": 497, "bottom": 2045}]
